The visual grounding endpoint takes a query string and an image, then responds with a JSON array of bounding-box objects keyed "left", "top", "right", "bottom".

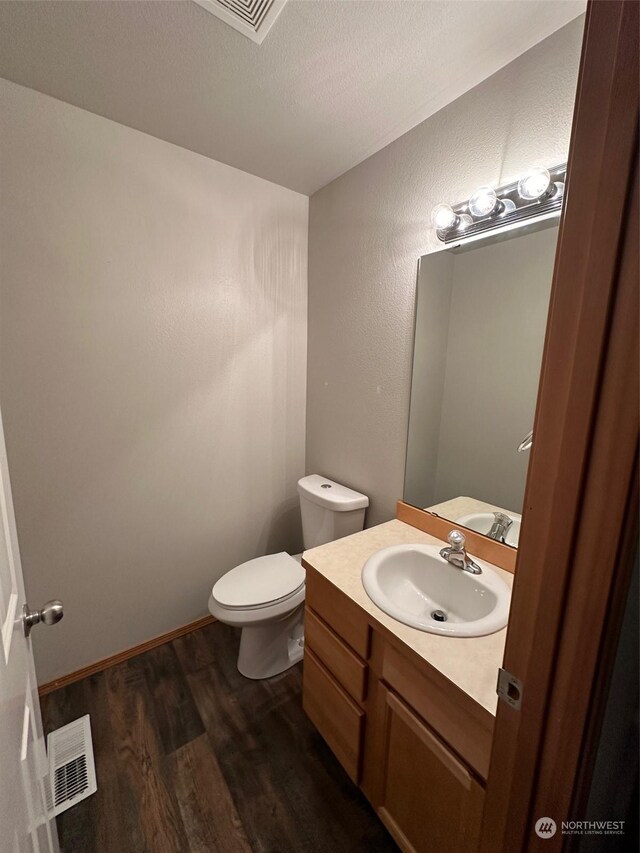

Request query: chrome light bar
[{"left": 432, "top": 163, "right": 567, "bottom": 244}]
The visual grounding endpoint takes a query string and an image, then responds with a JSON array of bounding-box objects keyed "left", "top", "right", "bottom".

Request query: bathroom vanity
[{"left": 301, "top": 518, "right": 513, "bottom": 853}]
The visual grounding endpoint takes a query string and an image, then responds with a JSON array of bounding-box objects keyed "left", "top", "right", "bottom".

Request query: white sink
[
  {"left": 457, "top": 512, "right": 521, "bottom": 547},
  {"left": 361, "top": 543, "right": 511, "bottom": 637}
]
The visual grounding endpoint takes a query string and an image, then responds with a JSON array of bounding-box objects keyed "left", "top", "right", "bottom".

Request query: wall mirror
[{"left": 403, "top": 220, "right": 559, "bottom": 548}]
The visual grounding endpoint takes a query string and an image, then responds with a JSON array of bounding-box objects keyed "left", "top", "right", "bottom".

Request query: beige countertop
[{"left": 303, "top": 519, "right": 513, "bottom": 716}]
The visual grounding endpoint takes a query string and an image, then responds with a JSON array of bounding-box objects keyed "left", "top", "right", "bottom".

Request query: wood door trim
[
  {"left": 38, "top": 615, "right": 216, "bottom": 696},
  {"left": 396, "top": 501, "right": 517, "bottom": 573},
  {"left": 480, "top": 2, "right": 639, "bottom": 849},
  {"left": 528, "top": 150, "right": 639, "bottom": 835}
]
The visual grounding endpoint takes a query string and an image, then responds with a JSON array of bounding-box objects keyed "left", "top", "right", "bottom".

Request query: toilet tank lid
[{"left": 297, "top": 475, "right": 369, "bottom": 511}]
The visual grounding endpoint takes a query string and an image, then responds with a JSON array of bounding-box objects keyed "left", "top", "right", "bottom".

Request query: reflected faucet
[
  {"left": 439, "top": 530, "right": 482, "bottom": 575},
  {"left": 487, "top": 512, "right": 513, "bottom": 544}
]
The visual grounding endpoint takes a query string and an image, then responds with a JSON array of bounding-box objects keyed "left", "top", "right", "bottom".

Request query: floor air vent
[
  {"left": 46, "top": 715, "right": 97, "bottom": 816},
  {"left": 193, "top": 0, "right": 288, "bottom": 44}
]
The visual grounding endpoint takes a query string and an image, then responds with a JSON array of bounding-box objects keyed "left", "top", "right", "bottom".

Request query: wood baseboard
[
  {"left": 396, "top": 501, "right": 517, "bottom": 574},
  {"left": 38, "top": 614, "right": 216, "bottom": 696}
]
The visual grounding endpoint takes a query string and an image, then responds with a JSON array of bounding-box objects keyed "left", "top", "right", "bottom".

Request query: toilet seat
[{"left": 211, "top": 552, "right": 305, "bottom": 611}]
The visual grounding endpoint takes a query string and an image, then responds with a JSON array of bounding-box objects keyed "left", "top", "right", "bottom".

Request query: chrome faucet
[
  {"left": 439, "top": 530, "right": 482, "bottom": 575},
  {"left": 487, "top": 512, "right": 513, "bottom": 543}
]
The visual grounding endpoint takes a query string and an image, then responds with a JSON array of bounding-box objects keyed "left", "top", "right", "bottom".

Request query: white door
[{"left": 0, "top": 404, "right": 60, "bottom": 853}]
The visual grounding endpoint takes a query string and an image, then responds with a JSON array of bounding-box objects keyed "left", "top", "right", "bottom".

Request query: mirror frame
[{"left": 396, "top": 500, "right": 516, "bottom": 573}]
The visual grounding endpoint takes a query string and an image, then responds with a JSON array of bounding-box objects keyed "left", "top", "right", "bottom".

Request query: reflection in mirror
[{"left": 404, "top": 221, "right": 559, "bottom": 547}]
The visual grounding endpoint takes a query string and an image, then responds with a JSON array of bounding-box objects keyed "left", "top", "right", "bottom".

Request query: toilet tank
[{"left": 297, "top": 475, "right": 369, "bottom": 550}]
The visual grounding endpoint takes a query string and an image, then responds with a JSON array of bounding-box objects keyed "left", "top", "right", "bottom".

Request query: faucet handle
[
  {"left": 447, "top": 530, "right": 466, "bottom": 551},
  {"left": 493, "top": 512, "right": 513, "bottom": 529}
]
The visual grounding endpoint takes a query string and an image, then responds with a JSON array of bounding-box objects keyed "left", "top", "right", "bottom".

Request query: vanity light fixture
[
  {"left": 468, "top": 187, "right": 515, "bottom": 218},
  {"left": 432, "top": 163, "right": 566, "bottom": 243},
  {"left": 518, "top": 168, "right": 554, "bottom": 201},
  {"left": 468, "top": 186, "right": 498, "bottom": 218},
  {"left": 430, "top": 203, "right": 472, "bottom": 232}
]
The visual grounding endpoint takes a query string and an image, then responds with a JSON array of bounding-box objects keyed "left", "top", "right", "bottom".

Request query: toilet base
[{"left": 237, "top": 605, "right": 304, "bottom": 679}]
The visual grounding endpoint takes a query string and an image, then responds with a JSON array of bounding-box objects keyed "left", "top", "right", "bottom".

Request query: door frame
[{"left": 479, "top": 1, "right": 639, "bottom": 849}]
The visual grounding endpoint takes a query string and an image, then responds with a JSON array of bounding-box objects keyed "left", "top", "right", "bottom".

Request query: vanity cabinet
[
  {"left": 374, "top": 686, "right": 484, "bottom": 853},
  {"left": 302, "top": 565, "right": 487, "bottom": 853}
]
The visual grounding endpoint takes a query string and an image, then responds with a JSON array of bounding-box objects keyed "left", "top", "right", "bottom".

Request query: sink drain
[{"left": 431, "top": 609, "right": 448, "bottom": 622}]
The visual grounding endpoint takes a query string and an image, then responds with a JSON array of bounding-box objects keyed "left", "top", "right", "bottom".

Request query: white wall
[
  {"left": 306, "top": 18, "right": 583, "bottom": 526},
  {"left": 0, "top": 79, "right": 308, "bottom": 683}
]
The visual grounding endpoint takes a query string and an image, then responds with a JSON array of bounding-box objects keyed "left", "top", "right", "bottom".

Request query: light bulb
[
  {"left": 518, "top": 168, "right": 552, "bottom": 201},
  {"left": 468, "top": 187, "right": 499, "bottom": 218},
  {"left": 431, "top": 203, "right": 457, "bottom": 231}
]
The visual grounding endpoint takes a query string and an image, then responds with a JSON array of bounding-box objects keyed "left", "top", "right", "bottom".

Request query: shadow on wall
[
  {"left": 250, "top": 213, "right": 306, "bottom": 312},
  {"left": 257, "top": 497, "right": 303, "bottom": 557}
]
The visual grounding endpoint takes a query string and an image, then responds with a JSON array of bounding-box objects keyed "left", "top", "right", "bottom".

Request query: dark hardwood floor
[{"left": 41, "top": 621, "right": 397, "bottom": 853}]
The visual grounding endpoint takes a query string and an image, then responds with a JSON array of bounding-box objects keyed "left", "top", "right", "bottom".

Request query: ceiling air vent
[{"left": 193, "top": 0, "right": 288, "bottom": 44}]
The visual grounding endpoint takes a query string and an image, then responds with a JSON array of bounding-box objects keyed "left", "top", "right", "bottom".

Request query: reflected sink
[
  {"left": 361, "top": 544, "right": 511, "bottom": 637},
  {"left": 457, "top": 512, "right": 521, "bottom": 547}
]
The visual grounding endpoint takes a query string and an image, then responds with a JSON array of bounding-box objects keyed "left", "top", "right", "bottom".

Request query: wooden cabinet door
[{"left": 376, "top": 687, "right": 484, "bottom": 853}]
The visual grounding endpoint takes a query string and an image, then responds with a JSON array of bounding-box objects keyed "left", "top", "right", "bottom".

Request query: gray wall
[
  {"left": 432, "top": 226, "right": 558, "bottom": 511},
  {"left": 0, "top": 79, "right": 308, "bottom": 683},
  {"left": 306, "top": 18, "right": 583, "bottom": 526}
]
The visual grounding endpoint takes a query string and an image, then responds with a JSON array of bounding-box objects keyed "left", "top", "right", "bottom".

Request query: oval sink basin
[
  {"left": 361, "top": 544, "right": 510, "bottom": 637},
  {"left": 457, "top": 512, "right": 521, "bottom": 547}
]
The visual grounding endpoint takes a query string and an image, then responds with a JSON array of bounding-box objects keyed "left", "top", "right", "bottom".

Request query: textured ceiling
[{"left": 0, "top": 0, "right": 585, "bottom": 194}]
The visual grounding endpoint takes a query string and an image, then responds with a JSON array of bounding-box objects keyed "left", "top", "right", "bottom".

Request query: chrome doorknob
[{"left": 23, "top": 600, "right": 64, "bottom": 638}]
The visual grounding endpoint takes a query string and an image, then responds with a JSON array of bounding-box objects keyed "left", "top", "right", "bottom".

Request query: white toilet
[{"left": 208, "top": 474, "right": 369, "bottom": 679}]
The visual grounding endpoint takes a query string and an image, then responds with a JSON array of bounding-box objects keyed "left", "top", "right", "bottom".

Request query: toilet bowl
[
  {"left": 208, "top": 552, "right": 306, "bottom": 679},
  {"left": 208, "top": 475, "right": 369, "bottom": 679}
]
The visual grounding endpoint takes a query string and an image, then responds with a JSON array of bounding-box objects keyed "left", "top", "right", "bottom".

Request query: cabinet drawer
[
  {"left": 305, "top": 608, "right": 368, "bottom": 703},
  {"left": 304, "top": 566, "right": 370, "bottom": 658},
  {"left": 303, "top": 648, "right": 364, "bottom": 783}
]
